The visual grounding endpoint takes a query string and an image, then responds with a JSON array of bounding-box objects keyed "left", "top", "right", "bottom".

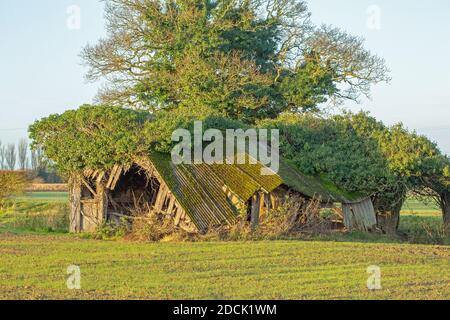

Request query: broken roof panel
[{"left": 132, "top": 152, "right": 365, "bottom": 230}]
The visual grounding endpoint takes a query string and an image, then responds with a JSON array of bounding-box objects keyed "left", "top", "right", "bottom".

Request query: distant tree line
[{"left": 0, "top": 139, "right": 62, "bottom": 183}]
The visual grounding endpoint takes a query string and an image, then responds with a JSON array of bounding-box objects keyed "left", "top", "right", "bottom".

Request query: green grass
[
  {"left": 0, "top": 192, "right": 448, "bottom": 300},
  {"left": 0, "top": 233, "right": 448, "bottom": 300},
  {"left": 0, "top": 192, "right": 69, "bottom": 234},
  {"left": 13, "top": 192, "right": 68, "bottom": 203},
  {"left": 402, "top": 198, "right": 440, "bottom": 216}
]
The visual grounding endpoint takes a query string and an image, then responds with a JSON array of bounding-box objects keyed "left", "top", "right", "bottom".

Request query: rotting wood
[
  {"left": 167, "top": 195, "right": 176, "bottom": 215},
  {"left": 109, "top": 166, "right": 123, "bottom": 190},
  {"left": 96, "top": 180, "right": 107, "bottom": 225},
  {"left": 270, "top": 194, "right": 279, "bottom": 211},
  {"left": 105, "top": 164, "right": 124, "bottom": 190},
  {"left": 154, "top": 184, "right": 168, "bottom": 213},
  {"left": 259, "top": 192, "right": 266, "bottom": 215},
  {"left": 265, "top": 193, "right": 271, "bottom": 211},
  {"left": 105, "top": 166, "right": 116, "bottom": 189},
  {"left": 81, "top": 178, "right": 97, "bottom": 197},
  {"left": 69, "top": 179, "right": 81, "bottom": 233},
  {"left": 174, "top": 208, "right": 183, "bottom": 226},
  {"left": 251, "top": 193, "right": 261, "bottom": 229},
  {"left": 96, "top": 171, "right": 105, "bottom": 185}
]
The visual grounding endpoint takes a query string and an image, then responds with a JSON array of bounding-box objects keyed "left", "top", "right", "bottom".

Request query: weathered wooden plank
[
  {"left": 109, "top": 166, "right": 123, "bottom": 190},
  {"left": 259, "top": 192, "right": 266, "bottom": 214},
  {"left": 96, "top": 181, "right": 107, "bottom": 226},
  {"left": 69, "top": 179, "right": 81, "bottom": 233},
  {"left": 154, "top": 184, "right": 168, "bottom": 213},
  {"left": 174, "top": 207, "right": 183, "bottom": 226},
  {"left": 251, "top": 193, "right": 261, "bottom": 229},
  {"left": 96, "top": 171, "right": 105, "bottom": 185},
  {"left": 81, "top": 178, "right": 97, "bottom": 198},
  {"left": 166, "top": 195, "right": 177, "bottom": 215},
  {"left": 270, "top": 194, "right": 279, "bottom": 211},
  {"left": 150, "top": 186, "right": 159, "bottom": 206},
  {"left": 106, "top": 165, "right": 120, "bottom": 189}
]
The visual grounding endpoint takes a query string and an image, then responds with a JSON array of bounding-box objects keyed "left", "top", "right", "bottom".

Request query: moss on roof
[
  {"left": 146, "top": 152, "right": 364, "bottom": 230},
  {"left": 277, "top": 160, "right": 362, "bottom": 203},
  {"left": 148, "top": 152, "right": 239, "bottom": 231}
]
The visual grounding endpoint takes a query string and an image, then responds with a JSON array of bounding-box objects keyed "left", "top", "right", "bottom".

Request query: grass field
[
  {"left": 0, "top": 192, "right": 448, "bottom": 300},
  {"left": 12, "top": 192, "right": 69, "bottom": 203}
]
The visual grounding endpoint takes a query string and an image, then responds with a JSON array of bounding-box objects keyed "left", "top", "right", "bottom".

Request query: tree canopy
[
  {"left": 29, "top": 105, "right": 148, "bottom": 175},
  {"left": 333, "top": 111, "right": 450, "bottom": 228},
  {"left": 82, "top": 0, "right": 389, "bottom": 121},
  {"left": 333, "top": 112, "right": 450, "bottom": 196},
  {"left": 258, "top": 113, "right": 391, "bottom": 197}
]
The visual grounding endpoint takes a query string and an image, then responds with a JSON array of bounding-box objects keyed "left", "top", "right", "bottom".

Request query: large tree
[
  {"left": 334, "top": 112, "right": 450, "bottom": 232},
  {"left": 409, "top": 148, "right": 450, "bottom": 228},
  {"left": 82, "top": 0, "right": 389, "bottom": 121}
]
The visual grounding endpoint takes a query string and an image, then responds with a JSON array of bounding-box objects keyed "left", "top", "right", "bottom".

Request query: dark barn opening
[{"left": 108, "top": 164, "right": 161, "bottom": 216}]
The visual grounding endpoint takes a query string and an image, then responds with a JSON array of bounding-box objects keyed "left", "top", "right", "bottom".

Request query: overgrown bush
[
  {"left": 93, "top": 197, "right": 334, "bottom": 242},
  {"left": 258, "top": 113, "right": 390, "bottom": 196},
  {"left": 129, "top": 210, "right": 178, "bottom": 242},
  {"left": 399, "top": 215, "right": 449, "bottom": 245},
  {"left": 29, "top": 105, "right": 149, "bottom": 175},
  {"left": 91, "top": 206, "right": 197, "bottom": 242},
  {"left": 93, "top": 219, "right": 130, "bottom": 240},
  {"left": 0, "top": 171, "right": 27, "bottom": 207},
  {"left": 204, "top": 197, "right": 332, "bottom": 241}
]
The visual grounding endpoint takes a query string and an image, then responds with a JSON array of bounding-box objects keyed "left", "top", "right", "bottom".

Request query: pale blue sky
[{"left": 0, "top": 0, "right": 449, "bottom": 153}]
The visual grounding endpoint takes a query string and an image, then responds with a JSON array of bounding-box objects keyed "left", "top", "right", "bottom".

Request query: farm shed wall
[
  {"left": 69, "top": 160, "right": 196, "bottom": 234},
  {"left": 68, "top": 153, "right": 377, "bottom": 234}
]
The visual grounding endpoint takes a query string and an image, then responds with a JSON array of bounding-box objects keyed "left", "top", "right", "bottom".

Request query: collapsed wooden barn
[{"left": 68, "top": 152, "right": 377, "bottom": 234}]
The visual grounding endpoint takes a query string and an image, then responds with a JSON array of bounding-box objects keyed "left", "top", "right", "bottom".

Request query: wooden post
[
  {"left": 96, "top": 180, "right": 108, "bottom": 226},
  {"left": 174, "top": 207, "right": 183, "bottom": 226},
  {"left": 270, "top": 194, "right": 279, "bottom": 211},
  {"left": 259, "top": 193, "right": 265, "bottom": 213},
  {"left": 150, "top": 184, "right": 159, "bottom": 206},
  {"left": 251, "top": 193, "right": 261, "bottom": 230},
  {"left": 69, "top": 178, "right": 81, "bottom": 233}
]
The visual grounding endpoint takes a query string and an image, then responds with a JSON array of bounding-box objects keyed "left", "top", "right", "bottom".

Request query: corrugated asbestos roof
[
  {"left": 145, "top": 152, "right": 362, "bottom": 230},
  {"left": 147, "top": 153, "right": 231, "bottom": 231},
  {"left": 277, "top": 160, "right": 361, "bottom": 203}
]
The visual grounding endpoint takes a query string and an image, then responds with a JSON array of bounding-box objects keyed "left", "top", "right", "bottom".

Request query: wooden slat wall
[{"left": 70, "top": 172, "right": 109, "bottom": 233}]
